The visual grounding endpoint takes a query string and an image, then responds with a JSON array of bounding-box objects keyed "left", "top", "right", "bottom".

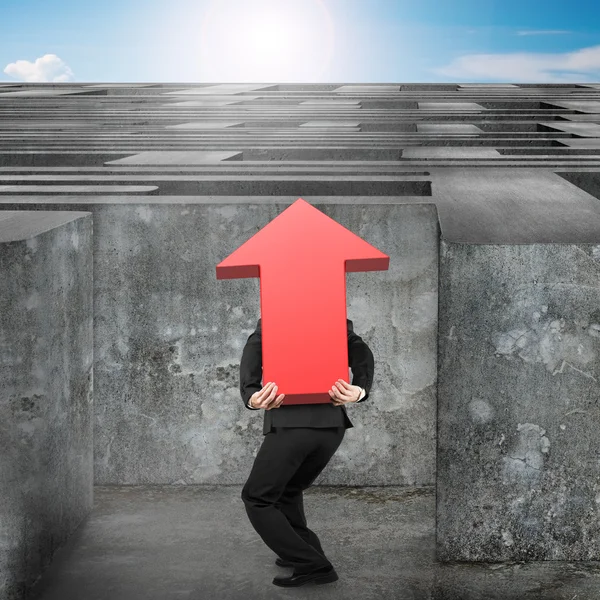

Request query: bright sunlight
[{"left": 198, "top": 0, "right": 336, "bottom": 82}]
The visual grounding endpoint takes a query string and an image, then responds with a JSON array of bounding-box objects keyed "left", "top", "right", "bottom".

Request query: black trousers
[{"left": 241, "top": 426, "right": 346, "bottom": 574}]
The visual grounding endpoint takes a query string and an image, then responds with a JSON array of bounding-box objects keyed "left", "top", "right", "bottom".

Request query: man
[{"left": 239, "top": 317, "right": 374, "bottom": 587}]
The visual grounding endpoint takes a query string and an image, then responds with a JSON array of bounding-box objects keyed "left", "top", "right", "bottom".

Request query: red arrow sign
[{"left": 216, "top": 198, "right": 389, "bottom": 404}]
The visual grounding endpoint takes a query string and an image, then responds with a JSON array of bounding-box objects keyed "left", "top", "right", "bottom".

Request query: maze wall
[{"left": 1, "top": 83, "right": 599, "bottom": 564}]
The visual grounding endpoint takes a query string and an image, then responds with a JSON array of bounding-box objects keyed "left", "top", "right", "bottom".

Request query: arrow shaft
[{"left": 260, "top": 263, "right": 349, "bottom": 402}]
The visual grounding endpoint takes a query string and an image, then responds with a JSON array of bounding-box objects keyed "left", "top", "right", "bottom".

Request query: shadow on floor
[{"left": 29, "top": 485, "right": 600, "bottom": 600}]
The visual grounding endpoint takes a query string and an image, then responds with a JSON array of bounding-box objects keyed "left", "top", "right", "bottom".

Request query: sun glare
[
  {"left": 243, "top": 14, "right": 293, "bottom": 67},
  {"left": 198, "top": 0, "right": 335, "bottom": 82}
]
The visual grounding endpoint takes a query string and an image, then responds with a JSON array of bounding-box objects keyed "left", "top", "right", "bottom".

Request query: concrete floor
[{"left": 29, "top": 485, "right": 600, "bottom": 600}]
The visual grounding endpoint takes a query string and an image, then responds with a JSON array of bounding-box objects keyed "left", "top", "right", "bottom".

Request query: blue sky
[{"left": 1, "top": 0, "right": 600, "bottom": 83}]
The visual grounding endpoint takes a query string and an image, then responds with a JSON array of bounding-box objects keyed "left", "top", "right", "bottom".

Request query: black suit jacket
[{"left": 240, "top": 318, "right": 374, "bottom": 435}]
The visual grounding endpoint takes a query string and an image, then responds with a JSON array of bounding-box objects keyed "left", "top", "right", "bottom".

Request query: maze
[{"left": 1, "top": 83, "right": 599, "bottom": 593}]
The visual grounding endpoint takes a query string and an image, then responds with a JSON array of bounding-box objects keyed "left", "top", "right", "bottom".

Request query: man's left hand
[{"left": 329, "top": 379, "right": 361, "bottom": 405}]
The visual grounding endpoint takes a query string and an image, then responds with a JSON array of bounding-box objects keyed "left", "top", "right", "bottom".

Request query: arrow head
[{"left": 217, "top": 198, "right": 388, "bottom": 403}]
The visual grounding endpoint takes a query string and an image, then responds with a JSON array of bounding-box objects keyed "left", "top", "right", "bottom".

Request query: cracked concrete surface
[
  {"left": 438, "top": 242, "right": 600, "bottom": 561},
  {"left": 28, "top": 486, "right": 600, "bottom": 600}
]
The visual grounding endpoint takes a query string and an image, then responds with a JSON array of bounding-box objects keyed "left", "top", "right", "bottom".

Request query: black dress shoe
[
  {"left": 272, "top": 565, "right": 338, "bottom": 587},
  {"left": 275, "top": 557, "right": 294, "bottom": 567}
]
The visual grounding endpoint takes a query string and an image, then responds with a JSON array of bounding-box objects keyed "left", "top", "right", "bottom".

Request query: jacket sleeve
[
  {"left": 348, "top": 330, "right": 374, "bottom": 402},
  {"left": 239, "top": 329, "right": 263, "bottom": 410}
]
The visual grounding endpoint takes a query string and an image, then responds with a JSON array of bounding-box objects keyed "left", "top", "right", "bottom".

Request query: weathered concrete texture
[
  {"left": 299, "top": 121, "right": 361, "bottom": 127},
  {"left": 2, "top": 168, "right": 600, "bottom": 241},
  {"left": 83, "top": 203, "right": 438, "bottom": 485},
  {"left": 418, "top": 102, "right": 486, "bottom": 110},
  {"left": 557, "top": 172, "right": 600, "bottom": 207},
  {"left": 559, "top": 139, "right": 600, "bottom": 148},
  {"left": 545, "top": 101, "right": 600, "bottom": 112},
  {"left": 0, "top": 185, "right": 159, "bottom": 195},
  {"left": 299, "top": 100, "right": 361, "bottom": 105},
  {"left": 161, "top": 84, "right": 273, "bottom": 95},
  {"left": 416, "top": 123, "right": 483, "bottom": 134},
  {"left": 82, "top": 84, "right": 158, "bottom": 88},
  {"left": 162, "top": 97, "right": 260, "bottom": 107},
  {"left": 0, "top": 211, "right": 94, "bottom": 600},
  {"left": 333, "top": 85, "right": 400, "bottom": 93},
  {"left": 104, "top": 151, "right": 243, "bottom": 165},
  {"left": 540, "top": 122, "right": 600, "bottom": 136},
  {"left": 164, "top": 122, "right": 245, "bottom": 129},
  {"left": 428, "top": 168, "right": 600, "bottom": 244},
  {"left": 1, "top": 81, "right": 600, "bottom": 579},
  {"left": 0, "top": 90, "right": 86, "bottom": 97},
  {"left": 29, "top": 485, "right": 600, "bottom": 600},
  {"left": 558, "top": 113, "right": 600, "bottom": 121},
  {"left": 403, "top": 148, "right": 500, "bottom": 159},
  {"left": 437, "top": 240, "right": 600, "bottom": 561},
  {"left": 4, "top": 177, "right": 428, "bottom": 197},
  {"left": 458, "top": 83, "right": 519, "bottom": 89}
]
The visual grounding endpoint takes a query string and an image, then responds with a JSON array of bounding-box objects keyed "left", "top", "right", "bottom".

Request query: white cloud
[
  {"left": 432, "top": 44, "right": 600, "bottom": 83},
  {"left": 4, "top": 54, "right": 74, "bottom": 82},
  {"left": 517, "top": 30, "right": 572, "bottom": 36}
]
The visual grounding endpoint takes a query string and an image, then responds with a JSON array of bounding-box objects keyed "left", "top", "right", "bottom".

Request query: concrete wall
[
  {"left": 86, "top": 201, "right": 438, "bottom": 485},
  {"left": 0, "top": 211, "right": 94, "bottom": 600},
  {"left": 437, "top": 240, "right": 600, "bottom": 561},
  {"left": 0, "top": 200, "right": 440, "bottom": 488}
]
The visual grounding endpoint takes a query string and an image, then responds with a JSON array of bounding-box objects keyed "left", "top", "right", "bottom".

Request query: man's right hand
[{"left": 249, "top": 381, "right": 285, "bottom": 410}]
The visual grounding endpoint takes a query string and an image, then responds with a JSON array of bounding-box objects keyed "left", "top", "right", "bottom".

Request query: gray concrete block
[
  {"left": 545, "top": 101, "right": 600, "bottom": 113},
  {"left": 0, "top": 210, "right": 85, "bottom": 241},
  {"left": 0, "top": 178, "right": 432, "bottom": 196},
  {"left": 0, "top": 185, "right": 159, "bottom": 194},
  {"left": 299, "top": 121, "right": 361, "bottom": 127},
  {"left": 2, "top": 81, "right": 600, "bottom": 571},
  {"left": 429, "top": 168, "right": 600, "bottom": 243},
  {"left": 299, "top": 100, "right": 361, "bottom": 105},
  {"left": 458, "top": 84, "right": 518, "bottom": 88},
  {"left": 403, "top": 147, "right": 501, "bottom": 158},
  {"left": 539, "top": 122, "right": 600, "bottom": 136},
  {"left": 77, "top": 203, "right": 437, "bottom": 486},
  {"left": 558, "top": 139, "right": 600, "bottom": 148},
  {"left": 0, "top": 211, "right": 93, "bottom": 599},
  {"left": 556, "top": 172, "right": 600, "bottom": 207},
  {"left": 104, "top": 151, "right": 243, "bottom": 165},
  {"left": 0, "top": 152, "right": 141, "bottom": 168},
  {"left": 417, "top": 124, "right": 483, "bottom": 134},
  {"left": 333, "top": 85, "right": 400, "bottom": 92},
  {"left": 418, "top": 102, "right": 486, "bottom": 110},
  {"left": 0, "top": 89, "right": 82, "bottom": 97},
  {"left": 0, "top": 210, "right": 89, "bottom": 242},
  {"left": 437, "top": 241, "right": 600, "bottom": 561},
  {"left": 161, "top": 97, "right": 259, "bottom": 107},
  {"left": 161, "top": 84, "right": 271, "bottom": 95},
  {"left": 554, "top": 114, "right": 600, "bottom": 121},
  {"left": 164, "top": 122, "right": 245, "bottom": 129},
  {"left": 82, "top": 84, "right": 157, "bottom": 88}
]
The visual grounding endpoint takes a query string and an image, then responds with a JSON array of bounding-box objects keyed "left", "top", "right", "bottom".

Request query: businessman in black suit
[{"left": 239, "top": 317, "right": 374, "bottom": 587}]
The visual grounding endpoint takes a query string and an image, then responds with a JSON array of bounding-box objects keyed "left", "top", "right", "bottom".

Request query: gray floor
[{"left": 28, "top": 485, "right": 600, "bottom": 600}]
